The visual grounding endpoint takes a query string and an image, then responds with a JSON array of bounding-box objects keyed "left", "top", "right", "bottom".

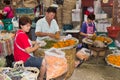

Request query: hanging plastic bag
[
  {"left": 45, "top": 48, "right": 68, "bottom": 80},
  {"left": 12, "top": 17, "right": 19, "bottom": 28}
]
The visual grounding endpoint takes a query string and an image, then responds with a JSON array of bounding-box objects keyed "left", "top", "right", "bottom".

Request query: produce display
[
  {"left": 53, "top": 39, "right": 76, "bottom": 48},
  {"left": 41, "top": 39, "right": 57, "bottom": 49},
  {"left": 106, "top": 54, "right": 120, "bottom": 68},
  {"left": 95, "top": 36, "right": 112, "bottom": 44},
  {"left": 84, "top": 35, "right": 113, "bottom": 47},
  {"left": 41, "top": 38, "right": 78, "bottom": 49},
  {"left": 34, "top": 37, "right": 78, "bottom": 79}
]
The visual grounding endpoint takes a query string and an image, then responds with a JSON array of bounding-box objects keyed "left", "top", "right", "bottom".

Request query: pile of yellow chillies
[
  {"left": 95, "top": 36, "right": 112, "bottom": 43},
  {"left": 53, "top": 39, "right": 76, "bottom": 48},
  {"left": 107, "top": 54, "right": 120, "bottom": 66}
]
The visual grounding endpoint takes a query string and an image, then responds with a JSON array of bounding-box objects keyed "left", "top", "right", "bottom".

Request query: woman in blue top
[{"left": 80, "top": 13, "right": 96, "bottom": 37}]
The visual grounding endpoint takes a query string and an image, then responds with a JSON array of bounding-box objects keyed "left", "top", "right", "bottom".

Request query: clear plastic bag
[
  {"left": 45, "top": 48, "right": 68, "bottom": 80},
  {"left": 76, "top": 48, "right": 91, "bottom": 60},
  {"left": 36, "top": 40, "right": 46, "bottom": 47}
]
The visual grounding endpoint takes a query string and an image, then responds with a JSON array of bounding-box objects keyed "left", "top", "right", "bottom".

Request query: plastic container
[
  {"left": 63, "top": 24, "right": 73, "bottom": 31},
  {"left": 107, "top": 26, "right": 120, "bottom": 39},
  {"left": 16, "top": 8, "right": 34, "bottom": 14}
]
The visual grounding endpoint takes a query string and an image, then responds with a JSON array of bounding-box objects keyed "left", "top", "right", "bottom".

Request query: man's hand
[{"left": 48, "top": 32, "right": 60, "bottom": 39}]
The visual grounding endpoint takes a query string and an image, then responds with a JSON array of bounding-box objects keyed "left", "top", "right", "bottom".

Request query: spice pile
[
  {"left": 41, "top": 38, "right": 77, "bottom": 49},
  {"left": 106, "top": 54, "right": 120, "bottom": 68}
]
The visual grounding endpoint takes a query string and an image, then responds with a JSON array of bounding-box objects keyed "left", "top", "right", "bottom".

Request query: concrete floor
[{"left": 68, "top": 56, "right": 120, "bottom": 80}]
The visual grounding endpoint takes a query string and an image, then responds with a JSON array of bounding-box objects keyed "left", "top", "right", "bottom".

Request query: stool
[{"left": 88, "top": 46, "right": 108, "bottom": 64}]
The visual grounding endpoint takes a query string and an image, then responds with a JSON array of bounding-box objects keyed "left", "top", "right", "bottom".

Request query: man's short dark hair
[
  {"left": 46, "top": 7, "right": 57, "bottom": 13},
  {"left": 87, "top": 13, "right": 95, "bottom": 20}
]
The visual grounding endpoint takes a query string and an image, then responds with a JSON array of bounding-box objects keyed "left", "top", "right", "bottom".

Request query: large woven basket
[{"left": 34, "top": 47, "right": 76, "bottom": 80}]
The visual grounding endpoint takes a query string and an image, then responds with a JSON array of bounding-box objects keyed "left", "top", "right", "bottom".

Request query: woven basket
[
  {"left": 43, "top": 0, "right": 53, "bottom": 8},
  {"left": 56, "top": 5, "right": 63, "bottom": 29},
  {"left": 62, "top": 0, "right": 76, "bottom": 24},
  {"left": 34, "top": 47, "right": 76, "bottom": 80}
]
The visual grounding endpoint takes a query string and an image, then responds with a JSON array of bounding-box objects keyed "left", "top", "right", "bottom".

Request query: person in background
[
  {"left": 34, "top": 0, "right": 43, "bottom": 23},
  {"left": 84, "top": 7, "right": 94, "bottom": 21},
  {"left": 75, "top": 13, "right": 96, "bottom": 68},
  {"left": 80, "top": 13, "right": 96, "bottom": 38},
  {"left": 14, "top": 16, "right": 46, "bottom": 80},
  {"left": 2, "top": 0, "right": 14, "bottom": 19},
  {"left": 35, "top": 7, "right": 60, "bottom": 41}
]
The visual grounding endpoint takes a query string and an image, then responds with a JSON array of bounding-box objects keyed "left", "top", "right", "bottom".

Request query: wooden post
[{"left": 112, "top": 0, "right": 120, "bottom": 26}]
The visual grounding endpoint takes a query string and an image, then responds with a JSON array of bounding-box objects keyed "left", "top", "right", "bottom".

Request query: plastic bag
[
  {"left": 12, "top": 17, "right": 19, "bottom": 28},
  {"left": 45, "top": 48, "right": 68, "bottom": 80},
  {"left": 76, "top": 48, "right": 91, "bottom": 60},
  {"left": 115, "top": 40, "right": 120, "bottom": 48},
  {"left": 61, "top": 34, "right": 72, "bottom": 41},
  {"left": 36, "top": 40, "right": 46, "bottom": 47}
]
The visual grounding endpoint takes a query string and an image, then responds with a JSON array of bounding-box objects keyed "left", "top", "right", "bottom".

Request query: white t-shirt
[{"left": 35, "top": 17, "right": 60, "bottom": 41}]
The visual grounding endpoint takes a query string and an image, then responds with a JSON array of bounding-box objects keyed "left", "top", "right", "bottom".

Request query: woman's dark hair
[
  {"left": 87, "top": 13, "right": 95, "bottom": 20},
  {"left": 46, "top": 7, "right": 57, "bottom": 13},
  {"left": 3, "top": 0, "right": 11, "bottom": 5},
  {"left": 19, "top": 16, "right": 32, "bottom": 29}
]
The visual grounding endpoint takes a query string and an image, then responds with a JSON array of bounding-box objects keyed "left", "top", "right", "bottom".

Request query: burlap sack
[{"left": 23, "top": 0, "right": 37, "bottom": 8}]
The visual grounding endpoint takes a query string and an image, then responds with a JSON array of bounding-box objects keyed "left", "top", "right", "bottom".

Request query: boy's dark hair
[
  {"left": 46, "top": 7, "right": 57, "bottom": 13},
  {"left": 19, "top": 16, "right": 32, "bottom": 29},
  {"left": 3, "top": 0, "right": 11, "bottom": 5},
  {"left": 87, "top": 13, "right": 95, "bottom": 20}
]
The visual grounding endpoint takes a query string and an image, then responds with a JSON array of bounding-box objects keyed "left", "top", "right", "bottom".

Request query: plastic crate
[
  {"left": 16, "top": 8, "right": 34, "bottom": 14},
  {"left": 107, "top": 26, "right": 120, "bottom": 39},
  {"left": 62, "top": 24, "right": 73, "bottom": 31}
]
